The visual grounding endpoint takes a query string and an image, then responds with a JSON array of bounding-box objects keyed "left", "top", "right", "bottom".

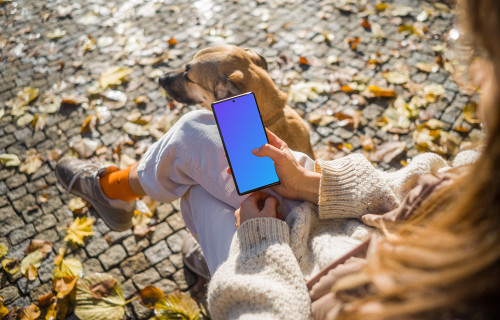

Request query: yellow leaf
[
  {"left": 2, "top": 258, "right": 20, "bottom": 274},
  {"left": 154, "top": 292, "right": 201, "bottom": 320},
  {"left": 64, "top": 216, "right": 95, "bottom": 246},
  {"left": 53, "top": 257, "right": 83, "bottom": 281},
  {"left": 20, "top": 250, "right": 44, "bottom": 275},
  {"left": 81, "top": 114, "right": 96, "bottom": 134},
  {"left": 99, "top": 67, "right": 133, "bottom": 89},
  {"left": 463, "top": 103, "right": 481, "bottom": 124},
  {"left": 139, "top": 286, "right": 165, "bottom": 309},
  {"left": 68, "top": 197, "right": 87, "bottom": 214},
  {"left": 367, "top": 85, "right": 397, "bottom": 98},
  {"left": 0, "top": 300, "right": 8, "bottom": 319},
  {"left": 46, "top": 28, "right": 67, "bottom": 39},
  {"left": 7, "top": 86, "right": 39, "bottom": 110},
  {"left": 0, "top": 154, "right": 21, "bottom": 167},
  {"left": 375, "top": 3, "right": 388, "bottom": 12},
  {"left": 415, "top": 62, "right": 439, "bottom": 73},
  {"left": 0, "top": 243, "right": 8, "bottom": 258},
  {"left": 423, "top": 83, "right": 445, "bottom": 102}
]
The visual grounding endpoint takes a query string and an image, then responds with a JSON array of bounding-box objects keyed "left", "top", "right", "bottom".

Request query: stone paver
[{"left": 0, "top": 0, "right": 484, "bottom": 318}]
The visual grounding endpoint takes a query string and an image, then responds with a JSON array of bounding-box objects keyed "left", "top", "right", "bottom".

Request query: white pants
[{"left": 137, "top": 110, "right": 315, "bottom": 274}]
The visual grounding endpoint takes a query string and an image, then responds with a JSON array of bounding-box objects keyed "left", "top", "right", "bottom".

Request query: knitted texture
[{"left": 208, "top": 151, "right": 477, "bottom": 319}]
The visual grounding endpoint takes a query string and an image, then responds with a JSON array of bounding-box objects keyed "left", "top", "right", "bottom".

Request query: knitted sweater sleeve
[
  {"left": 208, "top": 218, "right": 312, "bottom": 320},
  {"left": 315, "top": 152, "right": 455, "bottom": 219}
]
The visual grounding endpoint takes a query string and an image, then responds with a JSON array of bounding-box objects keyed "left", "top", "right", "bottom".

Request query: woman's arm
[{"left": 207, "top": 217, "right": 312, "bottom": 320}]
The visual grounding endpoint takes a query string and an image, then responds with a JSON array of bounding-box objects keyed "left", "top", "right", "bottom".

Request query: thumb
[
  {"left": 252, "top": 144, "right": 284, "bottom": 162},
  {"left": 262, "top": 196, "right": 278, "bottom": 217}
]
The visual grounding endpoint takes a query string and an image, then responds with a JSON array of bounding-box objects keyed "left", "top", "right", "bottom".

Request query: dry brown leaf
[
  {"left": 68, "top": 197, "right": 87, "bottom": 215},
  {"left": 135, "top": 95, "right": 149, "bottom": 105},
  {"left": 361, "top": 18, "right": 371, "bottom": 30},
  {"left": 36, "top": 292, "right": 55, "bottom": 308},
  {"left": 139, "top": 286, "right": 165, "bottom": 309},
  {"left": 99, "top": 66, "right": 133, "bottom": 89},
  {"left": 25, "top": 264, "right": 38, "bottom": 281},
  {"left": 54, "top": 275, "right": 78, "bottom": 298},
  {"left": 81, "top": 114, "right": 97, "bottom": 134},
  {"left": 25, "top": 239, "right": 53, "bottom": 258},
  {"left": 19, "top": 149, "right": 43, "bottom": 175},
  {"left": 360, "top": 135, "right": 375, "bottom": 151},
  {"left": 298, "top": 56, "right": 310, "bottom": 65},
  {"left": 18, "top": 304, "right": 40, "bottom": 320},
  {"left": 7, "top": 87, "right": 39, "bottom": 111},
  {"left": 32, "top": 114, "right": 47, "bottom": 132},
  {"left": 347, "top": 37, "right": 361, "bottom": 50},
  {"left": 90, "top": 278, "right": 117, "bottom": 299},
  {"left": 415, "top": 62, "right": 439, "bottom": 73},
  {"left": 382, "top": 71, "right": 409, "bottom": 85}
]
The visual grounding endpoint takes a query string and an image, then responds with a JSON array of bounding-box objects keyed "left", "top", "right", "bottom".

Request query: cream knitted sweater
[{"left": 207, "top": 151, "right": 479, "bottom": 320}]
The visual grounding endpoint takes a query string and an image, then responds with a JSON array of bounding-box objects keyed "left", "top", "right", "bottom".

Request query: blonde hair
[{"left": 335, "top": 1, "right": 500, "bottom": 318}]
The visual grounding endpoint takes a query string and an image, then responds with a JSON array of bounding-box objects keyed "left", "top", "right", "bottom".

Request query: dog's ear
[
  {"left": 245, "top": 48, "right": 268, "bottom": 71},
  {"left": 214, "top": 70, "right": 243, "bottom": 100}
]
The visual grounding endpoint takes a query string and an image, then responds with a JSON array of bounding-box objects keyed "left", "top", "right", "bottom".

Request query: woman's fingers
[
  {"left": 262, "top": 197, "right": 278, "bottom": 217},
  {"left": 265, "top": 128, "right": 287, "bottom": 149}
]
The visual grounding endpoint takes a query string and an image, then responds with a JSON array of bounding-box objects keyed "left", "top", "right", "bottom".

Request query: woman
[{"left": 207, "top": 0, "right": 500, "bottom": 318}]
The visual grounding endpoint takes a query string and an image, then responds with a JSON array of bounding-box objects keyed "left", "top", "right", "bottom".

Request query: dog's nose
[{"left": 158, "top": 74, "right": 171, "bottom": 87}]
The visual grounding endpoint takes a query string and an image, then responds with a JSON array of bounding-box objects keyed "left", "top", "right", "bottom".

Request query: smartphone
[{"left": 212, "top": 92, "right": 280, "bottom": 195}]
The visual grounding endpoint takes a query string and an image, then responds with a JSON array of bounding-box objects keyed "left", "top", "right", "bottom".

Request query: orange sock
[{"left": 99, "top": 165, "right": 140, "bottom": 202}]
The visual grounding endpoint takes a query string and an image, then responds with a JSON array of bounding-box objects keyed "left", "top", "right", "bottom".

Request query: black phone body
[{"left": 211, "top": 92, "right": 280, "bottom": 195}]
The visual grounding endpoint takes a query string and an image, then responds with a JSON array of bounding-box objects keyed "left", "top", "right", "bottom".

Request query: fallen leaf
[
  {"left": 391, "top": 5, "right": 413, "bottom": 16},
  {"left": 415, "top": 62, "right": 439, "bottom": 73},
  {"left": 19, "top": 149, "right": 43, "bottom": 174},
  {"left": 123, "top": 122, "right": 150, "bottom": 137},
  {"left": 346, "top": 37, "right": 361, "bottom": 50},
  {"left": 375, "top": 3, "right": 388, "bottom": 12},
  {"left": 64, "top": 216, "right": 95, "bottom": 246},
  {"left": 0, "top": 154, "right": 21, "bottom": 167},
  {"left": 423, "top": 83, "right": 445, "bottom": 102},
  {"left": 68, "top": 197, "right": 87, "bottom": 215},
  {"left": 90, "top": 278, "right": 117, "bottom": 299},
  {"left": 32, "top": 114, "right": 47, "bottom": 131},
  {"left": 37, "top": 292, "right": 55, "bottom": 308},
  {"left": 134, "top": 95, "right": 149, "bottom": 105},
  {"left": 75, "top": 273, "right": 126, "bottom": 320},
  {"left": 2, "top": 258, "right": 20, "bottom": 274},
  {"left": 6, "top": 87, "right": 39, "bottom": 111},
  {"left": 139, "top": 286, "right": 165, "bottom": 309},
  {"left": 25, "top": 239, "right": 52, "bottom": 258},
  {"left": 17, "top": 113, "right": 34, "bottom": 127},
  {"left": 287, "top": 82, "right": 326, "bottom": 103},
  {"left": 54, "top": 275, "right": 78, "bottom": 299},
  {"left": 70, "top": 138, "right": 100, "bottom": 158},
  {"left": 309, "top": 113, "right": 336, "bottom": 127},
  {"left": 37, "top": 94, "right": 62, "bottom": 114},
  {"left": 53, "top": 257, "right": 83, "bottom": 280},
  {"left": 20, "top": 250, "right": 44, "bottom": 276},
  {"left": 48, "top": 148, "right": 63, "bottom": 162},
  {"left": 424, "top": 118, "right": 445, "bottom": 130},
  {"left": 298, "top": 56, "right": 310, "bottom": 65},
  {"left": 463, "top": 103, "right": 481, "bottom": 124},
  {"left": 133, "top": 200, "right": 154, "bottom": 237},
  {"left": 25, "top": 264, "right": 38, "bottom": 281},
  {"left": 0, "top": 301, "right": 8, "bottom": 319},
  {"left": 382, "top": 71, "right": 409, "bottom": 84},
  {"left": 371, "top": 23, "right": 386, "bottom": 39},
  {"left": 154, "top": 292, "right": 201, "bottom": 320},
  {"left": 46, "top": 28, "right": 67, "bottom": 40},
  {"left": 18, "top": 304, "right": 40, "bottom": 320},
  {"left": 81, "top": 114, "right": 97, "bottom": 134},
  {"left": 361, "top": 18, "right": 371, "bottom": 30},
  {"left": 366, "top": 85, "right": 397, "bottom": 98},
  {"left": 139, "top": 53, "right": 169, "bottom": 66},
  {"left": 99, "top": 66, "right": 133, "bottom": 89},
  {"left": 370, "top": 141, "right": 406, "bottom": 163},
  {"left": 360, "top": 135, "right": 374, "bottom": 151},
  {"left": 416, "top": 10, "right": 430, "bottom": 22},
  {"left": 0, "top": 243, "right": 7, "bottom": 258},
  {"left": 54, "top": 248, "right": 66, "bottom": 266}
]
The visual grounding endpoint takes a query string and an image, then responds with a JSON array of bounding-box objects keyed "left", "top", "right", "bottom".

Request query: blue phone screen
[{"left": 212, "top": 93, "right": 279, "bottom": 194}]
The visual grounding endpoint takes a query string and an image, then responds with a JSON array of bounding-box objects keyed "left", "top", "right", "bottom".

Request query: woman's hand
[
  {"left": 235, "top": 191, "right": 279, "bottom": 228},
  {"left": 251, "top": 129, "right": 320, "bottom": 204}
]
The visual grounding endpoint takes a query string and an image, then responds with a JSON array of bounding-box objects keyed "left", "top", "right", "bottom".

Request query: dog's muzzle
[{"left": 158, "top": 73, "right": 175, "bottom": 88}]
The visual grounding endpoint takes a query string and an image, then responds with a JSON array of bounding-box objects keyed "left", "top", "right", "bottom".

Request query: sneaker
[
  {"left": 56, "top": 157, "right": 135, "bottom": 231},
  {"left": 182, "top": 234, "right": 210, "bottom": 280}
]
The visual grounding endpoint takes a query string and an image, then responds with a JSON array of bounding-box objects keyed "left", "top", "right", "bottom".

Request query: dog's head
[{"left": 159, "top": 45, "right": 269, "bottom": 108}]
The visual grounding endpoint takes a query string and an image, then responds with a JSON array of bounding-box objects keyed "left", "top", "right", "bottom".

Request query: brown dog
[{"left": 159, "top": 45, "right": 315, "bottom": 159}]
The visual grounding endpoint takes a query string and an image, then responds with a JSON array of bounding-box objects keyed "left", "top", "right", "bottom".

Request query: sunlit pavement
[{"left": 0, "top": 0, "right": 483, "bottom": 318}]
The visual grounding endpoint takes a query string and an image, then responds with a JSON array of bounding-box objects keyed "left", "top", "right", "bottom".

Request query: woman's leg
[{"left": 180, "top": 185, "right": 237, "bottom": 274}]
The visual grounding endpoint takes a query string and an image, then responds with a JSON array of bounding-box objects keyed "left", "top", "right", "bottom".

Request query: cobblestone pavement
[{"left": 0, "top": 0, "right": 483, "bottom": 318}]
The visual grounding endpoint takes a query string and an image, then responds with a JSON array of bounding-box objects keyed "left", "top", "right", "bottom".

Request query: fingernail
[{"left": 252, "top": 147, "right": 260, "bottom": 154}]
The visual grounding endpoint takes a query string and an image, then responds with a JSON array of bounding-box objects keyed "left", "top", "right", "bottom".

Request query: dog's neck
[{"left": 251, "top": 72, "right": 287, "bottom": 127}]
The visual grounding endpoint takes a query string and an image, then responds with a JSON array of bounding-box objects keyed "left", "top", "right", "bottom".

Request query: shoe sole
[{"left": 56, "top": 168, "right": 132, "bottom": 232}]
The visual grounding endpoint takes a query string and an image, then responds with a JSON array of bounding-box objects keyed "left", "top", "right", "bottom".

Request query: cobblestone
[{"left": 0, "top": 0, "right": 484, "bottom": 315}]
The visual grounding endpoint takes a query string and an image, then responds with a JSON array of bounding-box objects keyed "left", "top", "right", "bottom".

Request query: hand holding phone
[{"left": 212, "top": 92, "right": 280, "bottom": 195}]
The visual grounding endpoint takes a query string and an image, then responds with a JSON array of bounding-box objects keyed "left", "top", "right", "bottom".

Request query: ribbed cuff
[
  {"left": 237, "top": 218, "right": 290, "bottom": 255},
  {"left": 315, "top": 156, "right": 366, "bottom": 219}
]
